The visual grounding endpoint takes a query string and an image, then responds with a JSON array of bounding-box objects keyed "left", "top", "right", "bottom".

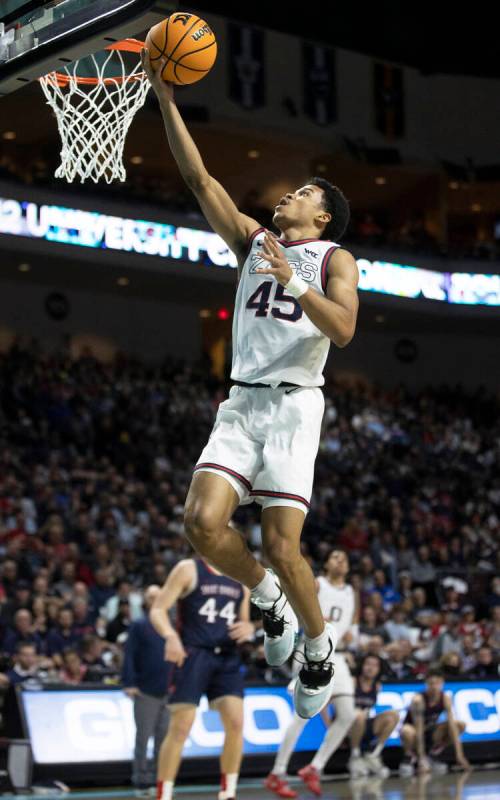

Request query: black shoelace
[
  {"left": 294, "top": 638, "right": 335, "bottom": 689},
  {"left": 260, "top": 591, "right": 287, "bottom": 638}
]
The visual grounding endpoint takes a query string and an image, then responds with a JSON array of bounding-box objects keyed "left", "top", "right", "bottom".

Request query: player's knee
[
  {"left": 339, "top": 710, "right": 357, "bottom": 731},
  {"left": 169, "top": 715, "right": 194, "bottom": 742},
  {"left": 401, "top": 724, "right": 415, "bottom": 741},
  {"left": 355, "top": 709, "right": 366, "bottom": 725},
  {"left": 386, "top": 710, "right": 400, "bottom": 728},
  {"left": 184, "top": 501, "right": 221, "bottom": 548},
  {"left": 411, "top": 695, "right": 424, "bottom": 710},
  {"left": 262, "top": 533, "right": 300, "bottom": 578},
  {"left": 336, "top": 699, "right": 356, "bottom": 727},
  {"left": 345, "top": 704, "right": 358, "bottom": 726},
  {"left": 223, "top": 714, "right": 243, "bottom": 737}
]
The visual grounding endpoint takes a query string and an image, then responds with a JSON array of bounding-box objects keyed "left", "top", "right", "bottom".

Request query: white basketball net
[{"left": 39, "top": 42, "right": 149, "bottom": 183}]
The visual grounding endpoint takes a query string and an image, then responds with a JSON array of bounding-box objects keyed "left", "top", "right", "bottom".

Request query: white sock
[
  {"left": 250, "top": 570, "right": 281, "bottom": 606},
  {"left": 305, "top": 626, "right": 330, "bottom": 659},
  {"left": 352, "top": 747, "right": 361, "bottom": 758},
  {"left": 311, "top": 697, "right": 356, "bottom": 771},
  {"left": 272, "top": 713, "right": 308, "bottom": 775},
  {"left": 218, "top": 772, "right": 238, "bottom": 799},
  {"left": 157, "top": 780, "right": 173, "bottom": 800},
  {"left": 371, "top": 742, "right": 383, "bottom": 757}
]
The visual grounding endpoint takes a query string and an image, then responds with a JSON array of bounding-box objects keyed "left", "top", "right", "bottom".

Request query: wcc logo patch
[{"left": 304, "top": 248, "right": 319, "bottom": 258}]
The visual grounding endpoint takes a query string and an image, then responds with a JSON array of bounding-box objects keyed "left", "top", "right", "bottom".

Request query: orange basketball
[{"left": 145, "top": 12, "right": 217, "bottom": 85}]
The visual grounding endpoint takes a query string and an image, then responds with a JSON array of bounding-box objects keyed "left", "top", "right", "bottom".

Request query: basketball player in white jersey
[
  {"left": 265, "top": 549, "right": 358, "bottom": 797},
  {"left": 142, "top": 48, "right": 359, "bottom": 719}
]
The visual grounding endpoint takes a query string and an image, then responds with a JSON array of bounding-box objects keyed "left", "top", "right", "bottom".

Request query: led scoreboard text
[
  {"left": 21, "top": 682, "right": 500, "bottom": 763},
  {"left": 0, "top": 196, "right": 238, "bottom": 267},
  {"left": 1, "top": 196, "right": 499, "bottom": 306}
]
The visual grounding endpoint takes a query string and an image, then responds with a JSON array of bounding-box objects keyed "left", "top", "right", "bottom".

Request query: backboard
[{"left": 0, "top": 0, "right": 175, "bottom": 95}]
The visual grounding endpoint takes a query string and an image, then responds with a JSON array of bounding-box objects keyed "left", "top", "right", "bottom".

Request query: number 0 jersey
[
  {"left": 177, "top": 558, "right": 244, "bottom": 649},
  {"left": 231, "top": 228, "right": 341, "bottom": 387},
  {"left": 317, "top": 575, "right": 355, "bottom": 643}
]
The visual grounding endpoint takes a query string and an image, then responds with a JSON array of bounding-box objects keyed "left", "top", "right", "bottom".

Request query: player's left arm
[
  {"left": 228, "top": 586, "right": 257, "bottom": 644},
  {"left": 443, "top": 695, "right": 470, "bottom": 769},
  {"left": 256, "top": 233, "right": 359, "bottom": 347}
]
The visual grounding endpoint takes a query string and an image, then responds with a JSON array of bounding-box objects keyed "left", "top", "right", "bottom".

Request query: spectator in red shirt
[
  {"left": 339, "top": 516, "right": 369, "bottom": 554},
  {"left": 59, "top": 648, "right": 88, "bottom": 684}
]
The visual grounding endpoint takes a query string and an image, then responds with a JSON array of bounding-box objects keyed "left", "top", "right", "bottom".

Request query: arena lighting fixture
[
  {"left": 471, "top": 203, "right": 482, "bottom": 212},
  {"left": 117, "top": 276, "right": 129, "bottom": 286},
  {"left": 18, "top": 263, "right": 30, "bottom": 272},
  {"left": 375, "top": 176, "right": 386, "bottom": 185},
  {"left": 449, "top": 181, "right": 459, "bottom": 189},
  {"left": 130, "top": 155, "right": 143, "bottom": 164},
  {"left": 199, "top": 309, "right": 211, "bottom": 318},
  {"left": 2, "top": 130, "right": 16, "bottom": 140},
  {"left": 247, "top": 149, "right": 260, "bottom": 159}
]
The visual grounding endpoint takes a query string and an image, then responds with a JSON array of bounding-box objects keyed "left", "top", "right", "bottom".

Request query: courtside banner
[
  {"left": 20, "top": 682, "right": 500, "bottom": 763},
  {"left": 227, "top": 22, "right": 266, "bottom": 109},
  {"left": 303, "top": 43, "right": 337, "bottom": 125}
]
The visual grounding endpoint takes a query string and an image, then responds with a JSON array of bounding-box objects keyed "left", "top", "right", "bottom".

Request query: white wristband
[{"left": 285, "top": 271, "right": 308, "bottom": 299}]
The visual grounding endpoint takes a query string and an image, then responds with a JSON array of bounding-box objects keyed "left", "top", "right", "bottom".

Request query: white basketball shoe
[
  {"left": 251, "top": 570, "right": 298, "bottom": 666},
  {"left": 294, "top": 622, "right": 337, "bottom": 719}
]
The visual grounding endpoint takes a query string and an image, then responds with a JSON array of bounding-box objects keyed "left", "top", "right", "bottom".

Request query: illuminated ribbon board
[
  {"left": 19, "top": 681, "right": 500, "bottom": 763},
  {"left": 1, "top": 196, "right": 499, "bottom": 306},
  {"left": 0, "top": 196, "right": 238, "bottom": 268}
]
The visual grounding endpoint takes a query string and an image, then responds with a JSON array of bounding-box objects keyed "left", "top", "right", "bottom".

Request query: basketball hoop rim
[{"left": 40, "top": 38, "right": 146, "bottom": 87}]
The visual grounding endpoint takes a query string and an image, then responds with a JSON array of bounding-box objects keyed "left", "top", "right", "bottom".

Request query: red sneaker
[
  {"left": 297, "top": 765, "right": 322, "bottom": 796},
  {"left": 264, "top": 773, "right": 297, "bottom": 798}
]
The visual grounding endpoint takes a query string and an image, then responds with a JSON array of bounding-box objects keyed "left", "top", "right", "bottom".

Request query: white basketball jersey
[
  {"left": 317, "top": 576, "right": 355, "bottom": 643},
  {"left": 231, "top": 227, "right": 341, "bottom": 386}
]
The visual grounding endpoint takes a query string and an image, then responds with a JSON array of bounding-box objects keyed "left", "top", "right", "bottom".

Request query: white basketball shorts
[
  {"left": 193, "top": 384, "right": 325, "bottom": 514},
  {"left": 330, "top": 652, "right": 355, "bottom": 698}
]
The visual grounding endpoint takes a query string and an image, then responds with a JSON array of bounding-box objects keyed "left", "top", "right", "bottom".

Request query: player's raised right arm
[{"left": 141, "top": 49, "right": 260, "bottom": 257}]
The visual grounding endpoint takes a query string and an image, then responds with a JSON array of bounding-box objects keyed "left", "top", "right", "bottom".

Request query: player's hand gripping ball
[{"left": 145, "top": 11, "right": 217, "bottom": 85}]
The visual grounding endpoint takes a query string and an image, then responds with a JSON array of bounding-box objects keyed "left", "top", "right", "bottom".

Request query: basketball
[{"left": 145, "top": 12, "right": 217, "bottom": 85}]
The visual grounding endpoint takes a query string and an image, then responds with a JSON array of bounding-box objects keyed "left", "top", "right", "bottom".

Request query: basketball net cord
[{"left": 39, "top": 47, "right": 149, "bottom": 183}]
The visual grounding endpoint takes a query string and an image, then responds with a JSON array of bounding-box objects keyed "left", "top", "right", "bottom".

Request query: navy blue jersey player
[
  {"left": 150, "top": 558, "right": 255, "bottom": 800},
  {"left": 348, "top": 654, "right": 399, "bottom": 779},
  {"left": 399, "top": 669, "right": 469, "bottom": 777}
]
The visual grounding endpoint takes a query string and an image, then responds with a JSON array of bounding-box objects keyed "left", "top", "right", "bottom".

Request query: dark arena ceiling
[{"left": 194, "top": 1, "right": 499, "bottom": 79}]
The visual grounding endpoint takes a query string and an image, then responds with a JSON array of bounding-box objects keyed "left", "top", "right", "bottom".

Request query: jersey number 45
[{"left": 246, "top": 281, "right": 303, "bottom": 322}]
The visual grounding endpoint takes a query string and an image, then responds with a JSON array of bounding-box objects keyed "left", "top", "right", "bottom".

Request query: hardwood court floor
[{"left": 7, "top": 768, "right": 500, "bottom": 800}]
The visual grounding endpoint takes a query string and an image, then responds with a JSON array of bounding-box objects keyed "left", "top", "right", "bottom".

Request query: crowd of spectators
[
  {"left": 347, "top": 210, "right": 500, "bottom": 262},
  {"left": 0, "top": 154, "right": 205, "bottom": 220},
  {"left": 234, "top": 192, "right": 500, "bottom": 262},
  {"left": 348, "top": 211, "right": 441, "bottom": 256},
  {"left": 0, "top": 343, "right": 499, "bottom": 716}
]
